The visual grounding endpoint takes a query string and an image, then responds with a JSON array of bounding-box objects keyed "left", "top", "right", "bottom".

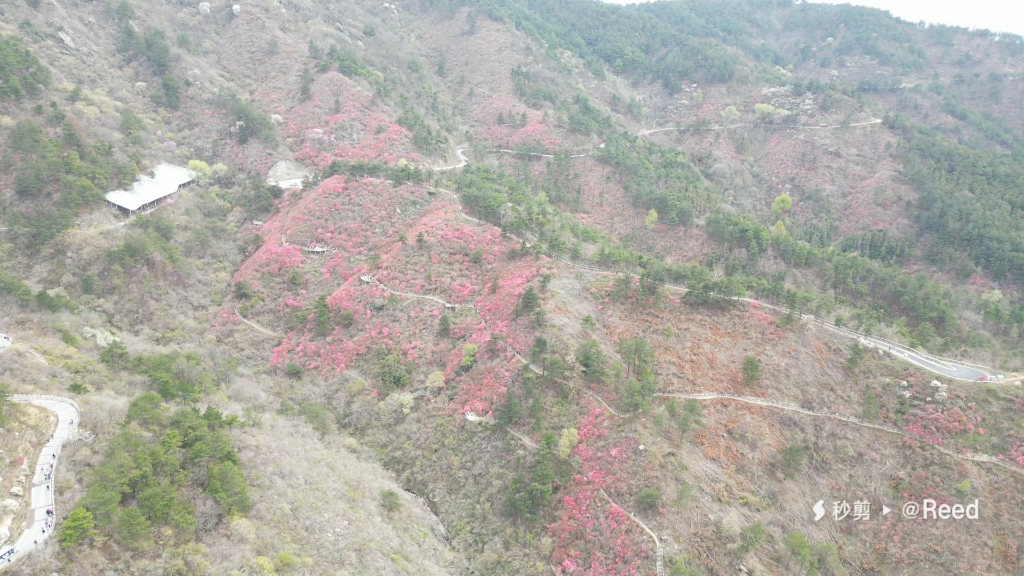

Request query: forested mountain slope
[{"left": 1, "top": 0, "right": 1023, "bottom": 574}]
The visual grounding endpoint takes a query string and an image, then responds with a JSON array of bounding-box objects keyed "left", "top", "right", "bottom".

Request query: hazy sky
[{"left": 598, "top": 0, "right": 1024, "bottom": 37}]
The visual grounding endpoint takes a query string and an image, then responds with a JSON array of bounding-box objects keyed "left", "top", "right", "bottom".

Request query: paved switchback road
[
  {"left": 0, "top": 396, "right": 79, "bottom": 569},
  {"left": 867, "top": 339, "right": 989, "bottom": 381}
]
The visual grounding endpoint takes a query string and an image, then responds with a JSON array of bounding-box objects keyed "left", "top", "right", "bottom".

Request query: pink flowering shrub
[
  {"left": 473, "top": 95, "right": 564, "bottom": 152},
  {"left": 284, "top": 72, "right": 420, "bottom": 167},
  {"left": 548, "top": 408, "right": 655, "bottom": 575},
  {"left": 1005, "top": 441, "right": 1024, "bottom": 467},
  {"left": 226, "top": 173, "right": 542, "bottom": 414},
  {"left": 746, "top": 303, "right": 785, "bottom": 341},
  {"left": 902, "top": 405, "right": 983, "bottom": 446}
]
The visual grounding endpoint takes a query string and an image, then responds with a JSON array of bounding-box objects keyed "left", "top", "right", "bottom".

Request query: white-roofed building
[{"left": 105, "top": 163, "right": 197, "bottom": 215}]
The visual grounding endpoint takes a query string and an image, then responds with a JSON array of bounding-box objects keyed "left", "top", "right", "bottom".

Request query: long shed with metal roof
[{"left": 105, "top": 163, "right": 196, "bottom": 215}]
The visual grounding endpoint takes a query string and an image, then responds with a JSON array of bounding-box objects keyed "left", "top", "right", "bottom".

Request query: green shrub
[
  {"left": 339, "top": 310, "right": 355, "bottom": 328},
  {"left": 0, "top": 271, "right": 33, "bottom": 305},
  {"left": 284, "top": 363, "right": 303, "bottom": 379},
  {"left": 636, "top": 488, "right": 661, "bottom": 513},
  {"left": 116, "top": 508, "right": 152, "bottom": 550},
  {"left": 576, "top": 339, "right": 607, "bottom": 379},
  {"left": 738, "top": 521, "right": 766, "bottom": 553},
  {"left": 233, "top": 281, "right": 254, "bottom": 301},
  {"left": 669, "top": 556, "right": 701, "bottom": 576},
  {"left": 206, "top": 461, "right": 251, "bottom": 516},
  {"left": 81, "top": 273, "right": 98, "bottom": 295},
  {"left": 742, "top": 356, "right": 761, "bottom": 385},
  {"left": 862, "top": 391, "right": 880, "bottom": 421},
  {"left": 125, "top": 392, "right": 167, "bottom": 428},
  {"left": 378, "top": 352, "right": 412, "bottom": 391},
  {"left": 120, "top": 109, "right": 145, "bottom": 134},
  {"left": 314, "top": 295, "right": 331, "bottom": 337},
  {"left": 531, "top": 337, "right": 547, "bottom": 363},
  {"left": 515, "top": 286, "right": 539, "bottom": 317},
  {"left": 100, "top": 340, "right": 132, "bottom": 371},
  {"left": 299, "top": 402, "right": 331, "bottom": 436},
  {"left": 231, "top": 96, "right": 276, "bottom": 144},
  {"left": 380, "top": 489, "right": 401, "bottom": 512},
  {"left": 779, "top": 443, "right": 806, "bottom": 478},
  {"left": 460, "top": 344, "right": 478, "bottom": 370},
  {"left": 845, "top": 343, "right": 865, "bottom": 372},
  {"left": 0, "top": 35, "right": 51, "bottom": 101},
  {"left": 131, "top": 351, "right": 207, "bottom": 401},
  {"left": 162, "top": 76, "right": 180, "bottom": 109},
  {"left": 60, "top": 508, "right": 98, "bottom": 548}
]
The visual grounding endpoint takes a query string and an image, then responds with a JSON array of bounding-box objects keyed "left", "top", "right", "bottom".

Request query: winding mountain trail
[
  {"left": 0, "top": 395, "right": 80, "bottom": 568},
  {"left": 359, "top": 275, "right": 475, "bottom": 310},
  {"left": 359, "top": 274, "right": 545, "bottom": 377},
  {"left": 584, "top": 389, "right": 635, "bottom": 419},
  {"left": 481, "top": 119, "right": 883, "bottom": 161},
  {"left": 486, "top": 148, "right": 596, "bottom": 160},
  {"left": 548, "top": 256, "right": 998, "bottom": 382},
  {"left": 235, "top": 308, "right": 283, "bottom": 338},
  {"left": 0, "top": 335, "right": 48, "bottom": 367},
  {"left": 657, "top": 392, "right": 1024, "bottom": 477},
  {"left": 600, "top": 489, "right": 664, "bottom": 576},
  {"left": 638, "top": 118, "right": 883, "bottom": 137},
  {"left": 430, "top": 146, "right": 469, "bottom": 172},
  {"left": 506, "top": 427, "right": 537, "bottom": 450}
]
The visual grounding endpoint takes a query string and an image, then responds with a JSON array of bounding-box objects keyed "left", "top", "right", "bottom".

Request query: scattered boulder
[
  {"left": 233, "top": 4, "right": 241, "bottom": 15},
  {"left": 57, "top": 31, "right": 76, "bottom": 49},
  {"left": 464, "top": 412, "right": 494, "bottom": 424},
  {"left": 9, "top": 487, "right": 22, "bottom": 498},
  {"left": 199, "top": 2, "right": 211, "bottom": 14}
]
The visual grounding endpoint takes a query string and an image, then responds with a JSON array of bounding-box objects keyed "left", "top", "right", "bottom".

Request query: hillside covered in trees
[{"left": 1, "top": 0, "right": 1024, "bottom": 574}]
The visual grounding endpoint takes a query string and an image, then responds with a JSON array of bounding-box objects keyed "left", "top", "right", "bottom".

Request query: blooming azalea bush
[
  {"left": 284, "top": 72, "right": 420, "bottom": 168},
  {"left": 224, "top": 173, "right": 543, "bottom": 415},
  {"left": 746, "top": 302, "right": 785, "bottom": 341},
  {"left": 473, "top": 95, "right": 564, "bottom": 152},
  {"left": 548, "top": 408, "right": 655, "bottom": 575},
  {"left": 902, "top": 405, "right": 984, "bottom": 446}
]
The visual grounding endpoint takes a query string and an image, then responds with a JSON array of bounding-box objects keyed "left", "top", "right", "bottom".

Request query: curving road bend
[
  {"left": 864, "top": 338, "right": 989, "bottom": 381},
  {"left": 0, "top": 396, "right": 80, "bottom": 568},
  {"left": 432, "top": 145, "right": 469, "bottom": 172}
]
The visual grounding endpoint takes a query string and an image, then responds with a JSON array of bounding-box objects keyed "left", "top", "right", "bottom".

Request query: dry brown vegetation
[{"left": 3, "top": 0, "right": 1024, "bottom": 574}]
